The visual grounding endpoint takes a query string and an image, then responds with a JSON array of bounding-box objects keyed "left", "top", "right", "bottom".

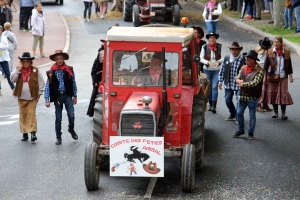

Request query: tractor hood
[{"left": 122, "top": 91, "right": 160, "bottom": 113}]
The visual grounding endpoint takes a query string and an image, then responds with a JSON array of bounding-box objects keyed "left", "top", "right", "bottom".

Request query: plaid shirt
[
  {"left": 236, "top": 66, "right": 264, "bottom": 101},
  {"left": 218, "top": 55, "right": 243, "bottom": 91},
  {"left": 44, "top": 70, "right": 77, "bottom": 102}
]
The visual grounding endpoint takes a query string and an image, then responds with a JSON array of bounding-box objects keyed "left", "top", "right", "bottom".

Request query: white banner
[{"left": 110, "top": 136, "right": 164, "bottom": 177}]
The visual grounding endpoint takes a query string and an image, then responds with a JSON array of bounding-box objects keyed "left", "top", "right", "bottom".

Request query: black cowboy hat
[
  {"left": 259, "top": 37, "right": 273, "bottom": 49},
  {"left": 228, "top": 41, "right": 243, "bottom": 50},
  {"left": 49, "top": 50, "right": 69, "bottom": 61},
  {"left": 191, "top": 26, "right": 204, "bottom": 39},
  {"left": 18, "top": 52, "right": 35, "bottom": 60},
  {"left": 206, "top": 32, "right": 219, "bottom": 40},
  {"left": 245, "top": 50, "right": 260, "bottom": 61},
  {"left": 152, "top": 52, "right": 167, "bottom": 62}
]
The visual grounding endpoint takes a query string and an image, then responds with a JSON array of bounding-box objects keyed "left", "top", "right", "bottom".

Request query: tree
[{"left": 273, "top": 0, "right": 285, "bottom": 27}]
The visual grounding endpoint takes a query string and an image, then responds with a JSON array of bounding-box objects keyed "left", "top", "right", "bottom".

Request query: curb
[
  {"left": 193, "top": 1, "right": 300, "bottom": 57},
  {"left": 37, "top": 12, "right": 71, "bottom": 68}
]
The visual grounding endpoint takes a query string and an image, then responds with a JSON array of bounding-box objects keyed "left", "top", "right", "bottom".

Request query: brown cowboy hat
[
  {"left": 206, "top": 32, "right": 219, "bottom": 40},
  {"left": 143, "top": 161, "right": 161, "bottom": 174},
  {"left": 191, "top": 26, "right": 204, "bottom": 39},
  {"left": 138, "top": 7, "right": 155, "bottom": 18},
  {"left": 228, "top": 42, "right": 243, "bottom": 50},
  {"left": 49, "top": 50, "right": 69, "bottom": 61},
  {"left": 259, "top": 37, "right": 273, "bottom": 49}
]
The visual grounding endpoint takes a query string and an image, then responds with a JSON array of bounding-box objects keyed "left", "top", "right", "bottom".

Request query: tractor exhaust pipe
[{"left": 162, "top": 47, "right": 168, "bottom": 126}]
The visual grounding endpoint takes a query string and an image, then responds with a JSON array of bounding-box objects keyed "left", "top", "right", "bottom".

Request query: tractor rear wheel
[
  {"left": 181, "top": 144, "right": 195, "bottom": 193},
  {"left": 84, "top": 142, "right": 100, "bottom": 191},
  {"left": 132, "top": 5, "right": 140, "bottom": 27},
  {"left": 123, "top": 0, "right": 135, "bottom": 21},
  {"left": 173, "top": 4, "right": 180, "bottom": 25},
  {"left": 191, "top": 92, "right": 205, "bottom": 171},
  {"left": 93, "top": 95, "right": 109, "bottom": 170}
]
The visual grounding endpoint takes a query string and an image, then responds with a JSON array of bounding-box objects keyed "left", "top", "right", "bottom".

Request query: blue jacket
[
  {"left": 20, "top": 0, "right": 36, "bottom": 7},
  {"left": 292, "top": 0, "right": 300, "bottom": 8}
]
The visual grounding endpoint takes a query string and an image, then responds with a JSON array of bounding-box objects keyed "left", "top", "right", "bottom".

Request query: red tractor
[
  {"left": 84, "top": 26, "right": 208, "bottom": 193},
  {"left": 123, "top": 0, "right": 181, "bottom": 26}
]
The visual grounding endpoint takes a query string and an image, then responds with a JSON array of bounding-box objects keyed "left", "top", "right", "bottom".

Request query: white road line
[
  {"left": 0, "top": 121, "right": 17, "bottom": 125},
  {"left": 144, "top": 177, "right": 157, "bottom": 200}
]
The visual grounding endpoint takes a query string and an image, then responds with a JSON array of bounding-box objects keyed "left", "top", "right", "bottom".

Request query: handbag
[{"left": 267, "top": 74, "right": 280, "bottom": 82}]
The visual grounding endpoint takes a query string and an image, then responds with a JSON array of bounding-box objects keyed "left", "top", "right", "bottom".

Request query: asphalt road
[{"left": 0, "top": 0, "right": 300, "bottom": 199}]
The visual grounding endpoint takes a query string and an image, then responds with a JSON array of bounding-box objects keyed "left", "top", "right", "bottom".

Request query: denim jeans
[
  {"left": 294, "top": 6, "right": 300, "bottom": 30},
  {"left": 224, "top": 89, "right": 239, "bottom": 116},
  {"left": 237, "top": 98, "right": 258, "bottom": 135},
  {"left": 284, "top": 8, "right": 293, "bottom": 28},
  {"left": 54, "top": 94, "right": 75, "bottom": 139},
  {"left": 203, "top": 69, "right": 219, "bottom": 101},
  {"left": 83, "top": 1, "right": 92, "bottom": 19},
  {"left": 205, "top": 21, "right": 219, "bottom": 34},
  {"left": 0, "top": 61, "right": 15, "bottom": 89},
  {"left": 241, "top": 0, "right": 254, "bottom": 18}
]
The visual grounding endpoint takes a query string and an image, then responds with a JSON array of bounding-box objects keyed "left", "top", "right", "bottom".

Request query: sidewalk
[
  {"left": 11, "top": 1, "right": 70, "bottom": 68},
  {"left": 194, "top": 1, "right": 300, "bottom": 57}
]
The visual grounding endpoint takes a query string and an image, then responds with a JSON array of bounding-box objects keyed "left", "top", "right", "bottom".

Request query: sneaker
[
  {"left": 40, "top": 54, "right": 48, "bottom": 58},
  {"left": 283, "top": 26, "right": 288, "bottom": 29},
  {"left": 240, "top": 18, "right": 243, "bottom": 21},
  {"left": 33, "top": 54, "right": 38, "bottom": 59},
  {"left": 225, "top": 115, "right": 236, "bottom": 121},
  {"left": 248, "top": 135, "right": 255, "bottom": 140},
  {"left": 235, "top": 120, "right": 238, "bottom": 124},
  {"left": 83, "top": 18, "right": 87, "bottom": 22},
  {"left": 101, "top": 15, "right": 104, "bottom": 19},
  {"left": 252, "top": 18, "right": 255, "bottom": 21},
  {"left": 264, "top": 10, "right": 270, "bottom": 13},
  {"left": 233, "top": 131, "right": 245, "bottom": 138},
  {"left": 0, "top": 71, "right": 2, "bottom": 75},
  {"left": 294, "top": 29, "right": 300, "bottom": 33},
  {"left": 268, "top": 21, "right": 274, "bottom": 24},
  {"left": 254, "top": 17, "right": 261, "bottom": 20},
  {"left": 288, "top": 27, "right": 292, "bottom": 30},
  {"left": 87, "top": 19, "right": 91, "bottom": 22},
  {"left": 55, "top": 138, "right": 62, "bottom": 145}
]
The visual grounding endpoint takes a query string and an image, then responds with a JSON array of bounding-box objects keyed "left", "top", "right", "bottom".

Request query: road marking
[
  {"left": 0, "top": 121, "right": 17, "bottom": 125},
  {"left": 144, "top": 177, "right": 157, "bottom": 200}
]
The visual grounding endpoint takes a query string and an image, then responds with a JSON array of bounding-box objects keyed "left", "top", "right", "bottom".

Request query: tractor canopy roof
[{"left": 106, "top": 27, "right": 194, "bottom": 47}]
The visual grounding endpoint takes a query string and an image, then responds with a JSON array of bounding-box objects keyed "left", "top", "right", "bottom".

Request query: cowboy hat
[
  {"left": 206, "top": 32, "right": 219, "bottom": 39},
  {"left": 49, "top": 50, "right": 69, "bottom": 61},
  {"left": 191, "top": 26, "right": 204, "bottom": 39},
  {"left": 228, "top": 41, "right": 243, "bottom": 50},
  {"left": 143, "top": 161, "right": 161, "bottom": 174},
  {"left": 259, "top": 37, "right": 273, "bottom": 49},
  {"left": 152, "top": 52, "right": 167, "bottom": 62},
  {"left": 138, "top": 7, "right": 155, "bottom": 18},
  {"left": 245, "top": 50, "right": 260, "bottom": 61},
  {"left": 18, "top": 52, "right": 35, "bottom": 60}
]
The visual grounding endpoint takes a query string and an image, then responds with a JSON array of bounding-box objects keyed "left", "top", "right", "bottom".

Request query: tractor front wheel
[
  {"left": 181, "top": 143, "right": 195, "bottom": 193},
  {"left": 123, "top": 0, "right": 135, "bottom": 21},
  {"left": 84, "top": 142, "right": 100, "bottom": 191},
  {"left": 132, "top": 5, "right": 140, "bottom": 27},
  {"left": 173, "top": 4, "right": 180, "bottom": 25}
]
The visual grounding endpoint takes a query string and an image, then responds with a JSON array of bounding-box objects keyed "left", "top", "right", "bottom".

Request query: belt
[{"left": 59, "top": 91, "right": 66, "bottom": 94}]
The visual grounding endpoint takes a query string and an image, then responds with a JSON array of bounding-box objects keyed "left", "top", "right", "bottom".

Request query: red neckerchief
[
  {"left": 207, "top": 1, "right": 214, "bottom": 8},
  {"left": 208, "top": 43, "right": 217, "bottom": 52},
  {"left": 197, "top": 38, "right": 201, "bottom": 45},
  {"left": 149, "top": 66, "right": 162, "bottom": 82},
  {"left": 22, "top": 66, "right": 32, "bottom": 82},
  {"left": 245, "top": 65, "right": 255, "bottom": 74},
  {"left": 50, "top": 62, "right": 73, "bottom": 76},
  {"left": 275, "top": 47, "right": 283, "bottom": 57}
]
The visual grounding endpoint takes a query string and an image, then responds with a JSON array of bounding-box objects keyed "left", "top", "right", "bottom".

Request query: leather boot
[
  {"left": 272, "top": 111, "right": 278, "bottom": 118},
  {"left": 31, "top": 132, "right": 37, "bottom": 141},
  {"left": 211, "top": 101, "right": 217, "bottom": 114},
  {"left": 21, "top": 133, "right": 28, "bottom": 141},
  {"left": 282, "top": 110, "right": 288, "bottom": 120},
  {"left": 263, "top": 103, "right": 273, "bottom": 111},
  {"left": 208, "top": 100, "right": 212, "bottom": 111}
]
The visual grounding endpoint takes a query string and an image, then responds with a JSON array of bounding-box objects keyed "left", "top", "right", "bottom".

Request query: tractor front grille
[{"left": 120, "top": 114, "right": 155, "bottom": 137}]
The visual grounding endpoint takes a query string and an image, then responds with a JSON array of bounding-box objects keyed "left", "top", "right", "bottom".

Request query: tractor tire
[
  {"left": 191, "top": 92, "right": 206, "bottom": 171},
  {"left": 123, "top": 0, "right": 135, "bottom": 22},
  {"left": 173, "top": 4, "right": 180, "bottom": 26},
  {"left": 93, "top": 95, "right": 110, "bottom": 170},
  {"left": 132, "top": 4, "right": 140, "bottom": 27},
  {"left": 181, "top": 144, "right": 195, "bottom": 193},
  {"left": 84, "top": 142, "right": 100, "bottom": 191}
]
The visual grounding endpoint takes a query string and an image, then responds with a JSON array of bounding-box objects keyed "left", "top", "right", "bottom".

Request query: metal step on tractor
[{"left": 84, "top": 25, "right": 209, "bottom": 193}]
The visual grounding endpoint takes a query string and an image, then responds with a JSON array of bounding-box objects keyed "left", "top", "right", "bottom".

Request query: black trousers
[
  {"left": 19, "top": 7, "right": 24, "bottom": 28},
  {"left": 87, "top": 86, "right": 99, "bottom": 117},
  {"left": 23, "top": 7, "right": 33, "bottom": 30}
]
